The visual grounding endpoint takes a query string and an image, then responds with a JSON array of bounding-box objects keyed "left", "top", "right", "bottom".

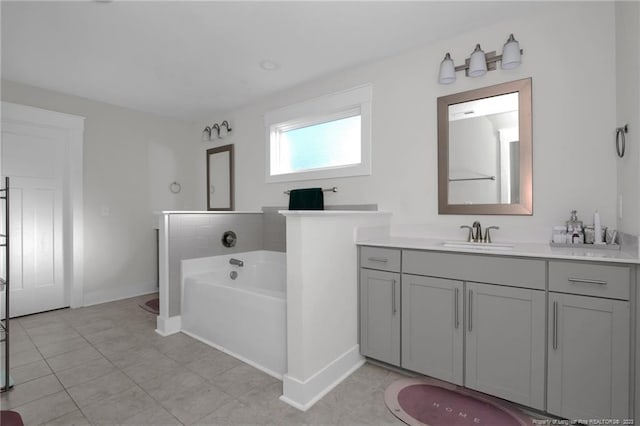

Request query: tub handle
[{"left": 222, "top": 231, "right": 237, "bottom": 248}]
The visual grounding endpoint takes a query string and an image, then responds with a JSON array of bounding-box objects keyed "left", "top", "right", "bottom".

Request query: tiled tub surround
[
  {"left": 356, "top": 235, "right": 640, "bottom": 422},
  {"left": 157, "top": 212, "right": 264, "bottom": 335},
  {"left": 157, "top": 205, "right": 377, "bottom": 335},
  {"left": 181, "top": 251, "right": 287, "bottom": 378}
]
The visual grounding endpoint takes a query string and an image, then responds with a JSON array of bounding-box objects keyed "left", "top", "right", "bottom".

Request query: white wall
[
  {"left": 1, "top": 80, "right": 198, "bottom": 305},
  {"left": 197, "top": 2, "right": 619, "bottom": 242},
  {"left": 281, "top": 211, "right": 391, "bottom": 410},
  {"left": 615, "top": 2, "right": 640, "bottom": 236}
]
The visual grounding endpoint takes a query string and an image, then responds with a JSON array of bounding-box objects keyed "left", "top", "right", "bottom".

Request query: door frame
[{"left": 1, "top": 101, "right": 85, "bottom": 308}]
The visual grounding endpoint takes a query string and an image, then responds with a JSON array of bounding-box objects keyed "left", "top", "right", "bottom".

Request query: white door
[
  {"left": 465, "top": 282, "right": 546, "bottom": 410},
  {"left": 1, "top": 118, "right": 69, "bottom": 317}
]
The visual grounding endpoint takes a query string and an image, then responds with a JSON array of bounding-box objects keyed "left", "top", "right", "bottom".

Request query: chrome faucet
[
  {"left": 229, "top": 258, "right": 244, "bottom": 267},
  {"left": 461, "top": 221, "right": 500, "bottom": 243},
  {"left": 460, "top": 225, "right": 474, "bottom": 242},
  {"left": 472, "top": 221, "right": 482, "bottom": 242},
  {"left": 484, "top": 226, "right": 500, "bottom": 243}
]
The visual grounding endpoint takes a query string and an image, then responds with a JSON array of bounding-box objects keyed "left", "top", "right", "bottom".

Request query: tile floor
[{"left": 1, "top": 293, "right": 407, "bottom": 425}]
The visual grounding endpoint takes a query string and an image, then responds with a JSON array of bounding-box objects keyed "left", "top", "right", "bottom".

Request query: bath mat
[
  {"left": 0, "top": 411, "right": 24, "bottom": 426},
  {"left": 384, "top": 377, "right": 533, "bottom": 426},
  {"left": 139, "top": 297, "right": 159, "bottom": 315}
]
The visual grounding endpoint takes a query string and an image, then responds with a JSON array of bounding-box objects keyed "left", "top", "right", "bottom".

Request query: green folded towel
[{"left": 288, "top": 188, "right": 324, "bottom": 210}]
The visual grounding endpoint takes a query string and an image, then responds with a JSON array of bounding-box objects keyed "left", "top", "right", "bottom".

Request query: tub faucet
[
  {"left": 472, "top": 221, "right": 482, "bottom": 242},
  {"left": 229, "top": 258, "right": 244, "bottom": 267}
]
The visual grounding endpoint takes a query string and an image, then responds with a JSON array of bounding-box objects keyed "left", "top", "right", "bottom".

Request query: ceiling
[{"left": 2, "top": 1, "right": 541, "bottom": 121}]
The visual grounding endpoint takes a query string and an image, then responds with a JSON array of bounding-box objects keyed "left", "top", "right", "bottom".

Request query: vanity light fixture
[
  {"left": 468, "top": 44, "right": 488, "bottom": 77},
  {"left": 202, "top": 120, "right": 233, "bottom": 141},
  {"left": 438, "top": 33, "right": 523, "bottom": 85}
]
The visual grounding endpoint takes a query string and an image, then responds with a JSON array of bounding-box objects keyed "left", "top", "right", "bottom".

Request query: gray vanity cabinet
[
  {"left": 358, "top": 245, "right": 635, "bottom": 419},
  {"left": 359, "top": 247, "right": 401, "bottom": 366},
  {"left": 401, "top": 274, "right": 464, "bottom": 385},
  {"left": 547, "top": 261, "right": 631, "bottom": 420},
  {"left": 400, "top": 249, "right": 546, "bottom": 409},
  {"left": 465, "top": 281, "right": 546, "bottom": 410}
]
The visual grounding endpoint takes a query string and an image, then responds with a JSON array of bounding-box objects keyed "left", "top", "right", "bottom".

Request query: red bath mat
[
  {"left": 384, "top": 377, "right": 534, "bottom": 426},
  {"left": 139, "top": 297, "right": 159, "bottom": 315},
  {"left": 0, "top": 411, "right": 24, "bottom": 426}
]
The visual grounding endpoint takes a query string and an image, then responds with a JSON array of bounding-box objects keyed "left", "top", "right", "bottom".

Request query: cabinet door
[
  {"left": 401, "top": 274, "right": 463, "bottom": 385},
  {"left": 548, "top": 293, "right": 630, "bottom": 420},
  {"left": 465, "top": 282, "right": 545, "bottom": 410},
  {"left": 359, "top": 268, "right": 400, "bottom": 366}
]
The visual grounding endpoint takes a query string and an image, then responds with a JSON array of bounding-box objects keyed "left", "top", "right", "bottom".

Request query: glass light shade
[
  {"left": 501, "top": 34, "right": 521, "bottom": 70},
  {"left": 468, "top": 44, "right": 487, "bottom": 77},
  {"left": 202, "top": 127, "right": 211, "bottom": 141},
  {"left": 438, "top": 53, "right": 456, "bottom": 85},
  {"left": 219, "top": 121, "right": 231, "bottom": 138},
  {"left": 211, "top": 124, "right": 220, "bottom": 139}
]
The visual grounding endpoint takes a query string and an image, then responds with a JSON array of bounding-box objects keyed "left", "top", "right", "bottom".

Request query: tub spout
[{"left": 229, "top": 258, "right": 244, "bottom": 267}]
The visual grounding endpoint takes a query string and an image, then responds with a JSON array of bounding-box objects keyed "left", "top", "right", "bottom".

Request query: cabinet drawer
[
  {"left": 549, "top": 261, "right": 630, "bottom": 300},
  {"left": 360, "top": 246, "right": 401, "bottom": 272},
  {"left": 402, "top": 250, "right": 545, "bottom": 290}
]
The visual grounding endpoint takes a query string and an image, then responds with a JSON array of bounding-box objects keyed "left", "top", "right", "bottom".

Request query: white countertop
[{"left": 356, "top": 236, "right": 640, "bottom": 264}]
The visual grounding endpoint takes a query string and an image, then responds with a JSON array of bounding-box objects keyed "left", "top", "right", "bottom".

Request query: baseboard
[
  {"left": 280, "top": 345, "right": 365, "bottom": 411},
  {"left": 82, "top": 283, "right": 157, "bottom": 307},
  {"left": 156, "top": 315, "right": 181, "bottom": 336}
]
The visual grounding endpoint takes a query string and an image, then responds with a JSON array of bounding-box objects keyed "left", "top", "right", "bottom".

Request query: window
[{"left": 265, "top": 85, "right": 372, "bottom": 183}]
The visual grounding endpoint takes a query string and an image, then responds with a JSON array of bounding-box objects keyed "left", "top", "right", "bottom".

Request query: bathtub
[{"left": 181, "top": 250, "right": 286, "bottom": 378}]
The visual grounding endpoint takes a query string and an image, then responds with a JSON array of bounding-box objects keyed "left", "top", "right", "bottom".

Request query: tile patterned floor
[{"left": 1, "top": 294, "right": 407, "bottom": 425}]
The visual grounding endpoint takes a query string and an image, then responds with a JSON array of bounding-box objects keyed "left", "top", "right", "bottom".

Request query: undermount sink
[{"left": 442, "top": 240, "right": 515, "bottom": 250}]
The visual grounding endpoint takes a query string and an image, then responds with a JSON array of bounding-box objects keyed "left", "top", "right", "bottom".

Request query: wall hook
[{"left": 615, "top": 124, "right": 628, "bottom": 158}]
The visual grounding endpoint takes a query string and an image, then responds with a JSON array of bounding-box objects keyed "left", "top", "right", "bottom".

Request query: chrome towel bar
[
  {"left": 449, "top": 176, "right": 496, "bottom": 182},
  {"left": 284, "top": 187, "right": 338, "bottom": 195}
]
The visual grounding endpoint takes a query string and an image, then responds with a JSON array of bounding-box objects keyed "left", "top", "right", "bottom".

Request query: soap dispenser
[{"left": 566, "top": 210, "right": 583, "bottom": 233}]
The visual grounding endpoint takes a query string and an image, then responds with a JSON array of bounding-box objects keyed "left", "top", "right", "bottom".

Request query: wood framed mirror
[
  {"left": 438, "top": 78, "right": 532, "bottom": 215},
  {"left": 206, "top": 144, "right": 234, "bottom": 211}
]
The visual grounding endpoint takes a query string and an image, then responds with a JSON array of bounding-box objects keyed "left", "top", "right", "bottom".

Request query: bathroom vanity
[{"left": 357, "top": 238, "right": 638, "bottom": 421}]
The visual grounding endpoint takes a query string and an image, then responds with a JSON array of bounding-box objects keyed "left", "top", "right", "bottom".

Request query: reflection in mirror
[
  {"left": 207, "top": 144, "right": 234, "bottom": 211},
  {"left": 438, "top": 78, "right": 532, "bottom": 215},
  {"left": 448, "top": 92, "right": 519, "bottom": 205}
]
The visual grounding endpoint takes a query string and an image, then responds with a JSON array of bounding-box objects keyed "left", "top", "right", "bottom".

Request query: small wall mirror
[
  {"left": 207, "top": 144, "right": 234, "bottom": 211},
  {"left": 438, "top": 78, "right": 532, "bottom": 215}
]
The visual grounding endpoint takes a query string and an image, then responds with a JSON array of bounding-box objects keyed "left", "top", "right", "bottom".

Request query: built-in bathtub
[{"left": 181, "top": 250, "right": 286, "bottom": 378}]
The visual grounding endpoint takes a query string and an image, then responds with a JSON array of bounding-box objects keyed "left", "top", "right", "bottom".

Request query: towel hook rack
[{"left": 616, "top": 124, "right": 628, "bottom": 158}]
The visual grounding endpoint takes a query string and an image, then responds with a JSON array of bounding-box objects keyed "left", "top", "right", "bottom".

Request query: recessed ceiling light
[{"left": 259, "top": 60, "right": 280, "bottom": 71}]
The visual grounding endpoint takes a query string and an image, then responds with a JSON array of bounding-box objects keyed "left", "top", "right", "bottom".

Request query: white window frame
[{"left": 264, "top": 84, "right": 372, "bottom": 183}]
